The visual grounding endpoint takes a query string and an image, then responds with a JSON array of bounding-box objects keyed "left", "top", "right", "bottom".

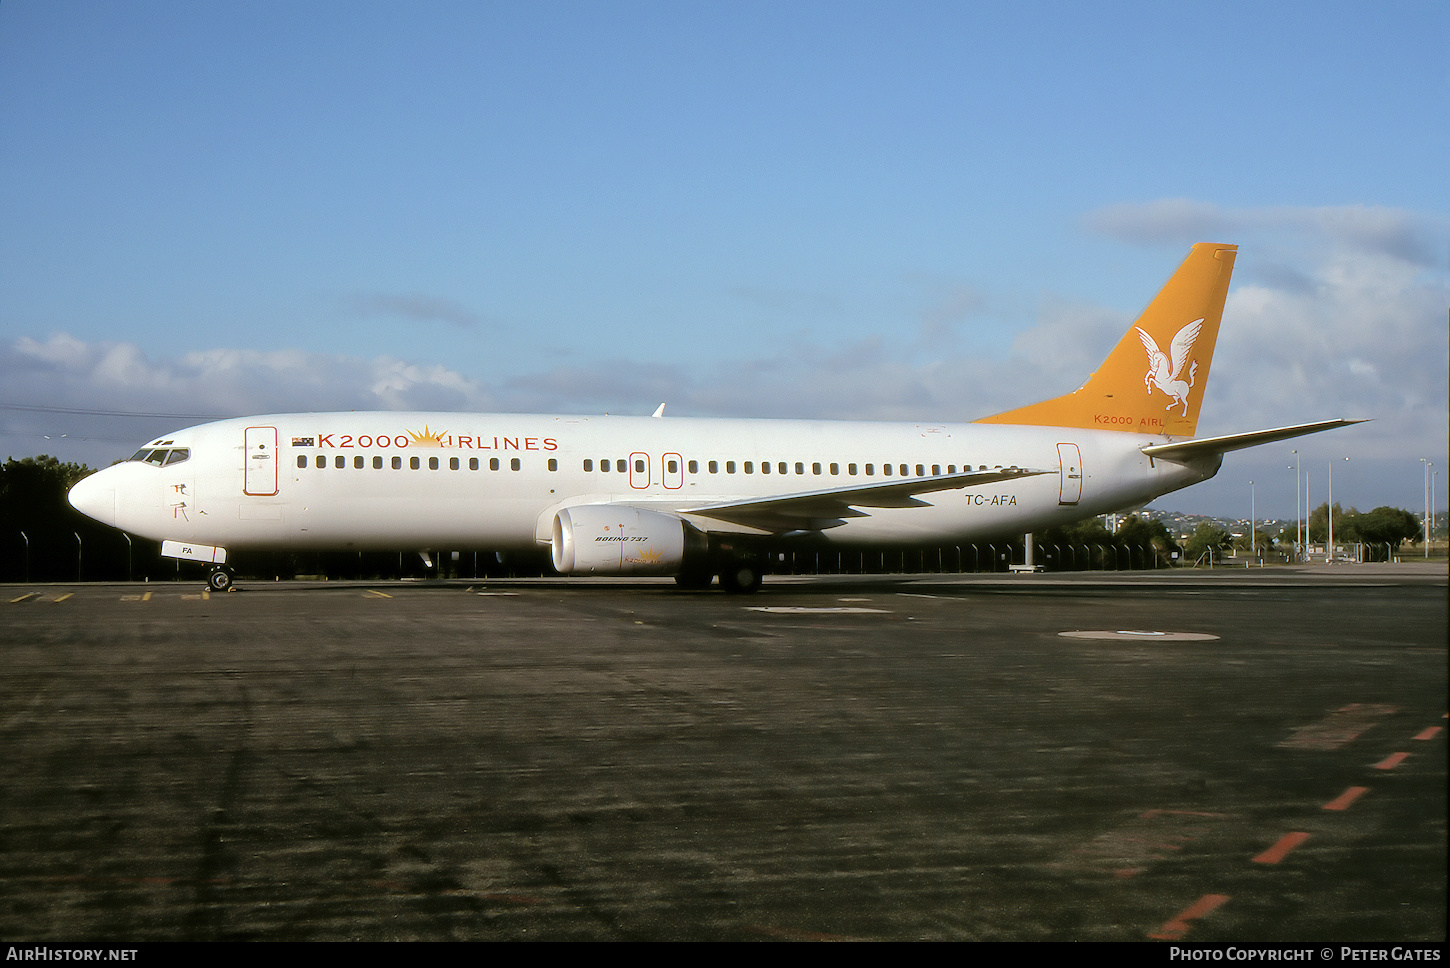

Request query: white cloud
[{"left": 1085, "top": 200, "right": 1449, "bottom": 268}]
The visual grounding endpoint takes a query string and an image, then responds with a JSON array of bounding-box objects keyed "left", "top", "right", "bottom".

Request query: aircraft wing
[
  {"left": 666, "top": 467, "right": 1049, "bottom": 534},
  {"left": 1140, "top": 418, "right": 1367, "bottom": 462}
]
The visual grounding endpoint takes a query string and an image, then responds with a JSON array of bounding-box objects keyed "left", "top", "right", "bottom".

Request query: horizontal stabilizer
[{"left": 1140, "top": 419, "right": 1367, "bottom": 462}]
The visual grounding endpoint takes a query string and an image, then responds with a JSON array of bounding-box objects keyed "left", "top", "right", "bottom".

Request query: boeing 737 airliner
[{"left": 68, "top": 244, "right": 1359, "bottom": 592}]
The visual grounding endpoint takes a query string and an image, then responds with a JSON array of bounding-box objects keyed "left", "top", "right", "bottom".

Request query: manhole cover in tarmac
[{"left": 1058, "top": 630, "right": 1220, "bottom": 642}]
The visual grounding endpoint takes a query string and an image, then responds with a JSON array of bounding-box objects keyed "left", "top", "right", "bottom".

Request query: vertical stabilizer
[{"left": 976, "top": 243, "right": 1237, "bottom": 437}]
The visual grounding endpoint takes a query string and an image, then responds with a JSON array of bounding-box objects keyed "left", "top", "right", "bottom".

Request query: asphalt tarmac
[{"left": 1, "top": 564, "right": 1444, "bottom": 941}]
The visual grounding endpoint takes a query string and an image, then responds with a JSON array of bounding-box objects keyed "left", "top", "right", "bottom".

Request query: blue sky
[{"left": 2, "top": 1, "right": 1446, "bottom": 519}]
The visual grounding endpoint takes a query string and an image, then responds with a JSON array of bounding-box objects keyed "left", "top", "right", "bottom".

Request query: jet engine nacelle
[{"left": 551, "top": 505, "right": 705, "bottom": 576}]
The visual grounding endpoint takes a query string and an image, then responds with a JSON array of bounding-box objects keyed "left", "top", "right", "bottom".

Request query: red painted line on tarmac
[
  {"left": 1374, "top": 751, "right": 1410, "bottom": 770},
  {"left": 1147, "top": 893, "right": 1231, "bottom": 941},
  {"left": 1323, "top": 786, "right": 1369, "bottom": 811},
  {"left": 1253, "top": 831, "right": 1311, "bottom": 864},
  {"left": 1413, "top": 726, "right": 1441, "bottom": 741}
]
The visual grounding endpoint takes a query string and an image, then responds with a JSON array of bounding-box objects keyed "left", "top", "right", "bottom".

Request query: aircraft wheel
[
  {"left": 719, "top": 561, "right": 762, "bottom": 595},
  {"left": 207, "top": 567, "right": 234, "bottom": 593}
]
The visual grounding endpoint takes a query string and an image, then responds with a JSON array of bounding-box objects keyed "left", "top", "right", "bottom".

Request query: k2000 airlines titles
[{"left": 295, "top": 428, "right": 560, "bottom": 451}]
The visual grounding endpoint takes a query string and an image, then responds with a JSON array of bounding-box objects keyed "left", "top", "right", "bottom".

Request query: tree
[
  {"left": 1308, "top": 502, "right": 1343, "bottom": 543},
  {"left": 1339, "top": 506, "right": 1422, "bottom": 559},
  {"left": 1115, "top": 514, "right": 1181, "bottom": 565},
  {"left": 0, "top": 456, "right": 153, "bottom": 581},
  {"left": 1183, "top": 522, "right": 1232, "bottom": 564},
  {"left": 1232, "top": 529, "right": 1275, "bottom": 557}
]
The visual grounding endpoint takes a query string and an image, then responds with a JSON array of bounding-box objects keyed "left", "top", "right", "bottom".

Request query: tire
[
  {"left": 207, "top": 568, "right": 234, "bottom": 593},
  {"left": 719, "top": 561, "right": 762, "bottom": 594}
]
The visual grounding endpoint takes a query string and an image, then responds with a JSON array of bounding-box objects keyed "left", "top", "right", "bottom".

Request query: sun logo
[
  {"left": 635, "top": 546, "right": 664, "bottom": 563},
  {"left": 406, "top": 425, "right": 447, "bottom": 447}
]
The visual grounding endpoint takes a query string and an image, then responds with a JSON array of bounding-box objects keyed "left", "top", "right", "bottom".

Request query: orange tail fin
[{"left": 976, "top": 243, "right": 1237, "bottom": 437}]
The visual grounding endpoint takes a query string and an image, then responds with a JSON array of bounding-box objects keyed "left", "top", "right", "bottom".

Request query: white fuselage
[{"left": 70, "top": 411, "right": 1220, "bottom": 554}]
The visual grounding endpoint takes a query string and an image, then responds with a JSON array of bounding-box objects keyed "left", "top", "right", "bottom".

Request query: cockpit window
[{"left": 130, "top": 447, "right": 189, "bottom": 466}]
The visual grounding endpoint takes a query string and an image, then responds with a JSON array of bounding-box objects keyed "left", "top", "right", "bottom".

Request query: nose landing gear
[{"left": 206, "top": 566, "right": 235, "bottom": 593}]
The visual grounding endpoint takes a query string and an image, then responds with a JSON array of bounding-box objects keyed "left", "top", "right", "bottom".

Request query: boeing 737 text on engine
[{"left": 68, "top": 244, "right": 1360, "bottom": 592}]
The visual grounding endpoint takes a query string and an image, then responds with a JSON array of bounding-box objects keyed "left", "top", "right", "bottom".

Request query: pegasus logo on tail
[{"left": 1138, "top": 319, "right": 1203, "bottom": 417}]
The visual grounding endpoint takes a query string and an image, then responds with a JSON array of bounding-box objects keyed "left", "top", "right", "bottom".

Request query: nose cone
[{"left": 69, "top": 473, "right": 117, "bottom": 527}]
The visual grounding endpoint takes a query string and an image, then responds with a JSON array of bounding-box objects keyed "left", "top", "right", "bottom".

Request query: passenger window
[
  {"left": 688, "top": 460, "right": 698, "bottom": 473},
  {"left": 744, "top": 461, "right": 753, "bottom": 474},
  {"left": 410, "top": 457, "right": 420, "bottom": 470},
  {"left": 777, "top": 462, "right": 786, "bottom": 474},
  {"left": 490, "top": 458, "right": 500, "bottom": 471},
  {"left": 760, "top": 461, "right": 769, "bottom": 474},
  {"left": 848, "top": 463, "right": 857, "bottom": 475},
  {"left": 428, "top": 457, "right": 439, "bottom": 470},
  {"left": 726, "top": 461, "right": 736, "bottom": 474},
  {"left": 392, "top": 456, "right": 402, "bottom": 470},
  {"left": 297, "top": 455, "right": 307, "bottom": 469},
  {"left": 511, "top": 458, "right": 521, "bottom": 471},
  {"left": 947, "top": 465, "right": 955, "bottom": 474},
  {"left": 583, "top": 459, "right": 593, "bottom": 472},
  {"left": 708, "top": 461, "right": 718, "bottom": 474},
  {"left": 548, "top": 458, "right": 557, "bottom": 471},
  {"left": 666, "top": 459, "right": 677, "bottom": 473},
  {"left": 900, "top": 464, "right": 909, "bottom": 476},
  {"left": 616, "top": 460, "right": 626, "bottom": 473},
  {"left": 635, "top": 459, "right": 645, "bottom": 473},
  {"left": 882, "top": 463, "right": 892, "bottom": 476},
  {"left": 315, "top": 456, "right": 326, "bottom": 469},
  {"left": 865, "top": 464, "right": 874, "bottom": 476},
  {"left": 335, "top": 456, "right": 345, "bottom": 469},
  {"left": 830, "top": 463, "right": 839, "bottom": 475},
  {"left": 469, "top": 458, "right": 479, "bottom": 470},
  {"left": 916, "top": 464, "right": 925, "bottom": 477},
  {"left": 374, "top": 456, "right": 383, "bottom": 469},
  {"left": 813, "top": 462, "right": 822, "bottom": 475},
  {"left": 450, "top": 457, "right": 459, "bottom": 470},
  {"left": 354, "top": 456, "right": 364, "bottom": 469},
  {"left": 599, "top": 459, "right": 609, "bottom": 472}
]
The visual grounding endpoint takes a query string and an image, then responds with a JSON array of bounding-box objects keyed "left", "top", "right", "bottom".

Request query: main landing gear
[
  {"left": 206, "top": 566, "right": 236, "bottom": 593},
  {"left": 718, "top": 560, "right": 763, "bottom": 595},
  {"left": 671, "top": 558, "right": 763, "bottom": 594}
]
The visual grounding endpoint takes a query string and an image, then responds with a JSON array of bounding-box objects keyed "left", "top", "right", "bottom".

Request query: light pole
[
  {"left": 1423, "top": 459, "right": 1433, "bottom": 559},
  {"left": 19, "top": 531, "right": 28, "bottom": 583},
  {"left": 1249, "top": 480, "right": 1256, "bottom": 557},
  {"left": 1305, "top": 472, "right": 1311, "bottom": 555},
  {"left": 1327, "top": 457, "right": 1348, "bottom": 564},
  {"left": 1292, "top": 449, "right": 1301, "bottom": 562}
]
